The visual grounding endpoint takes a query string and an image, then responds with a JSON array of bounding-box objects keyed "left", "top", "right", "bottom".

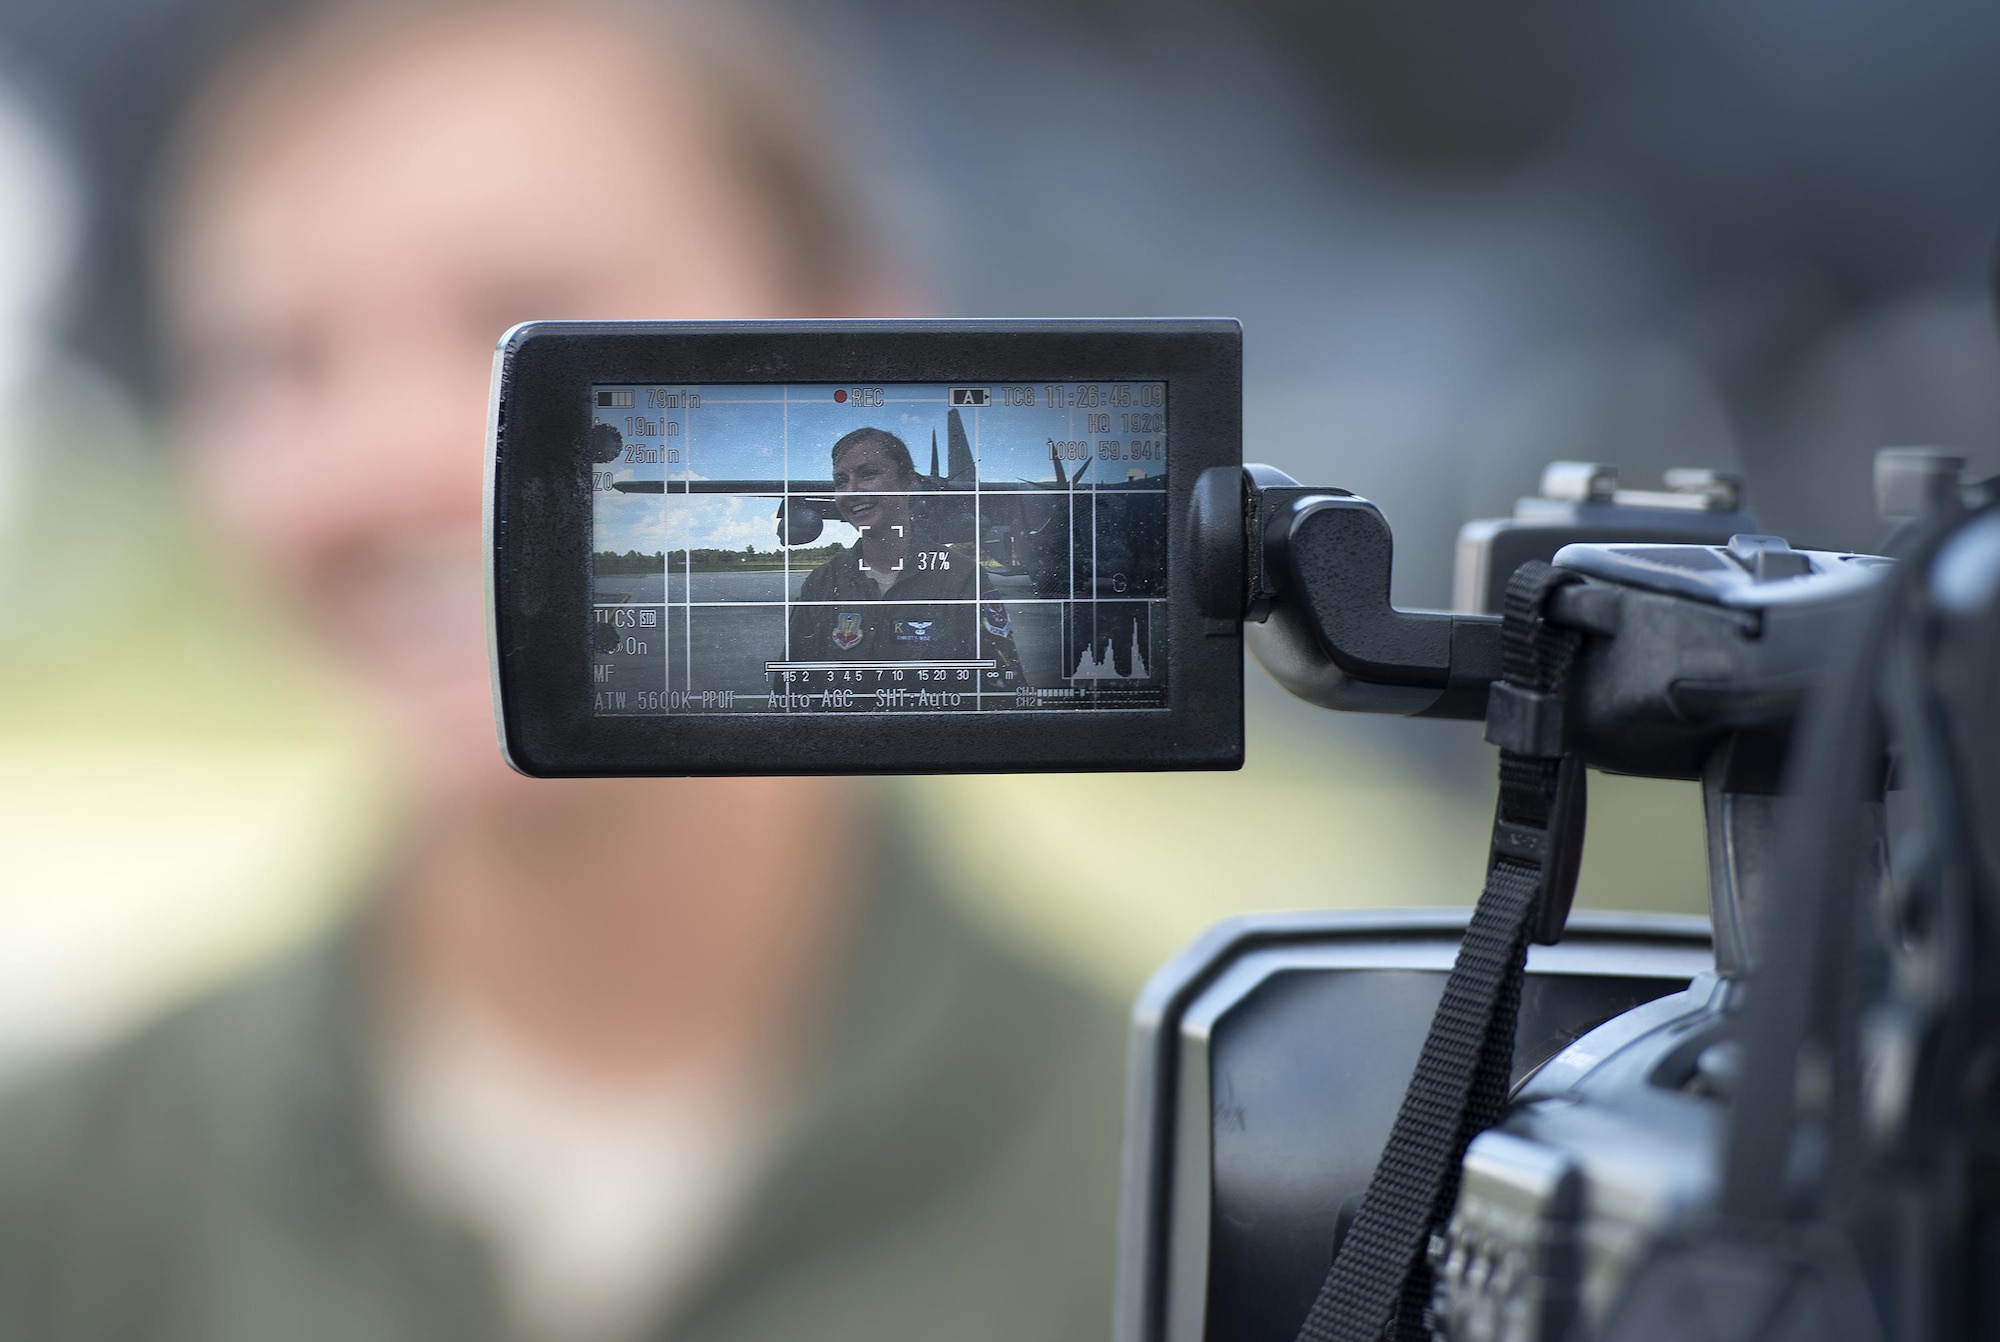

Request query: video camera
[{"left": 485, "top": 319, "right": 2000, "bottom": 1341}]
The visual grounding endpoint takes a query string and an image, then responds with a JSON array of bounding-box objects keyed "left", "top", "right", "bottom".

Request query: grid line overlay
[
  {"left": 589, "top": 382, "right": 1167, "bottom": 715},
  {"left": 973, "top": 403, "right": 981, "bottom": 710}
]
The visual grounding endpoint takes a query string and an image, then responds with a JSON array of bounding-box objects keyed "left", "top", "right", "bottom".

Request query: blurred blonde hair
[{"left": 155, "top": 0, "right": 885, "bottom": 317}]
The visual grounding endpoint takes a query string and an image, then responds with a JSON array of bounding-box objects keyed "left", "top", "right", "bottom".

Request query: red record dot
[{"left": 833, "top": 389, "right": 848, "bottom": 403}]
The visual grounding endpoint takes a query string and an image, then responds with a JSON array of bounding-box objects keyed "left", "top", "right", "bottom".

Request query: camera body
[{"left": 486, "top": 320, "right": 1996, "bottom": 1342}]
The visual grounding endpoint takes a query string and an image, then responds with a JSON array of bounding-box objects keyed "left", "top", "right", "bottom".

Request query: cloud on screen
[{"left": 679, "top": 497, "right": 784, "bottom": 551}]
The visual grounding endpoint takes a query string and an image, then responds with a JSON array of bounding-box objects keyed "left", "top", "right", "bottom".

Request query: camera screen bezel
[{"left": 487, "top": 318, "right": 1243, "bottom": 776}]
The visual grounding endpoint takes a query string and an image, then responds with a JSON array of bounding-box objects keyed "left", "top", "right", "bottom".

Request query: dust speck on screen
[{"left": 588, "top": 382, "right": 1167, "bottom": 715}]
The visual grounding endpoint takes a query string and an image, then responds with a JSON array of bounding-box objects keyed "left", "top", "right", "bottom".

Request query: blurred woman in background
[{"left": 0, "top": 4, "right": 1126, "bottom": 1340}]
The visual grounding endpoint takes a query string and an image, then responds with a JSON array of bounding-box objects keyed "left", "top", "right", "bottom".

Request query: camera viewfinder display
[{"left": 590, "top": 382, "right": 1168, "bottom": 715}]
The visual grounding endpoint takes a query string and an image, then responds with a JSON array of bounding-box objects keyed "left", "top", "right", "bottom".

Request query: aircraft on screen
[{"left": 607, "top": 409, "right": 1163, "bottom": 599}]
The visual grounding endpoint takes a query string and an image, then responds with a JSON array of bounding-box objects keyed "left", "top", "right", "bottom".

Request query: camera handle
[{"left": 1195, "top": 465, "right": 1890, "bottom": 982}]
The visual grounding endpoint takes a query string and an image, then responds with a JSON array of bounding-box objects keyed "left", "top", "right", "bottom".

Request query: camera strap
[{"left": 1293, "top": 560, "right": 1587, "bottom": 1342}]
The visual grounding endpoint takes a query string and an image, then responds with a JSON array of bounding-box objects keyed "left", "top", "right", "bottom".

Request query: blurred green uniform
[{"left": 0, "top": 840, "right": 1125, "bottom": 1342}]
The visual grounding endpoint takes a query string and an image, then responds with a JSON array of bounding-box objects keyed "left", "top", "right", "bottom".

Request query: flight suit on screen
[{"left": 785, "top": 529, "right": 1024, "bottom": 681}]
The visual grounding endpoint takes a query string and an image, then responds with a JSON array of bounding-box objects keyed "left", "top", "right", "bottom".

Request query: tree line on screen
[{"left": 595, "top": 544, "right": 847, "bottom": 573}]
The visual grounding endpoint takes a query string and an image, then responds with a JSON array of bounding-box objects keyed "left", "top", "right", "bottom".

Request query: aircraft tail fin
[{"left": 947, "top": 409, "right": 976, "bottom": 488}]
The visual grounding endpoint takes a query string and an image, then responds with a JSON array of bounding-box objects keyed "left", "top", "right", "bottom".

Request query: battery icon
[
  {"left": 597, "top": 389, "right": 635, "bottom": 408},
  {"left": 950, "top": 388, "right": 991, "bottom": 407}
]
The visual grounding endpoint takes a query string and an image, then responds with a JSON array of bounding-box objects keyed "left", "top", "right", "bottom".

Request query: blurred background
[
  {"left": 5, "top": 0, "right": 2000, "bottom": 1068},
  {"left": 1, "top": 0, "right": 1999, "bottom": 1062},
  {"left": 5, "top": 3, "right": 2000, "bottom": 1339}
]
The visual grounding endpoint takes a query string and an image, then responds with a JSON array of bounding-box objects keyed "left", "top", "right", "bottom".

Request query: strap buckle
[{"left": 1484, "top": 681, "right": 1567, "bottom": 757}]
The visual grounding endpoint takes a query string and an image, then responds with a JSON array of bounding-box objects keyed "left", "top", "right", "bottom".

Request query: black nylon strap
[{"left": 1293, "top": 561, "right": 1586, "bottom": 1342}]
